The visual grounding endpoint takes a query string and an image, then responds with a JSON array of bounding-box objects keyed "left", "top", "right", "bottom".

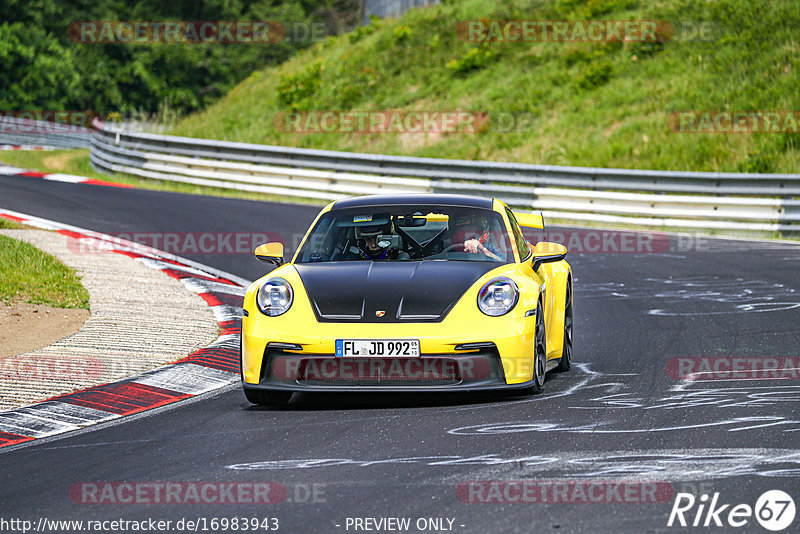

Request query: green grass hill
[{"left": 172, "top": 0, "right": 800, "bottom": 174}]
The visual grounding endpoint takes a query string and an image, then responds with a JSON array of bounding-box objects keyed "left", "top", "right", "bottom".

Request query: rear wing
[{"left": 513, "top": 212, "right": 545, "bottom": 230}]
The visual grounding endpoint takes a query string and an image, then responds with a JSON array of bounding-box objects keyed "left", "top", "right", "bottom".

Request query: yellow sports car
[{"left": 241, "top": 194, "right": 572, "bottom": 405}]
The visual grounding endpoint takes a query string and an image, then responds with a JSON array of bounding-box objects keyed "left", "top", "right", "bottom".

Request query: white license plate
[{"left": 335, "top": 339, "right": 420, "bottom": 358}]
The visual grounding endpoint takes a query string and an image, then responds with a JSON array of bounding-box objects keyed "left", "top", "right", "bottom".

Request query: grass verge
[
  {"left": 0, "top": 234, "right": 90, "bottom": 309},
  {"left": 0, "top": 219, "right": 25, "bottom": 230}
]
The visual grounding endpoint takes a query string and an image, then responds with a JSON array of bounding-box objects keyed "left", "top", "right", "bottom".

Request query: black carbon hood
[{"left": 294, "top": 261, "right": 499, "bottom": 322}]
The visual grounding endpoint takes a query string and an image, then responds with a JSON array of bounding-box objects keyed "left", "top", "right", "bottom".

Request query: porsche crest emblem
[{"left": 375, "top": 310, "right": 386, "bottom": 317}]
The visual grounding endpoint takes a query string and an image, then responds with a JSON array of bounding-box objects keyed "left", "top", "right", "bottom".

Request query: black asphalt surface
[
  {"left": 0, "top": 175, "right": 320, "bottom": 281},
  {"left": 2, "top": 175, "right": 800, "bottom": 533}
]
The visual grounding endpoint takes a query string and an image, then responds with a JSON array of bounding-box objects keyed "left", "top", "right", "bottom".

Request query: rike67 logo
[{"left": 668, "top": 490, "right": 795, "bottom": 531}]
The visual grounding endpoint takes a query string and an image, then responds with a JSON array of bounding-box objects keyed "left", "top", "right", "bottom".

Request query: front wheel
[
  {"left": 556, "top": 280, "right": 573, "bottom": 372},
  {"left": 243, "top": 388, "right": 293, "bottom": 406},
  {"left": 529, "top": 301, "right": 547, "bottom": 394}
]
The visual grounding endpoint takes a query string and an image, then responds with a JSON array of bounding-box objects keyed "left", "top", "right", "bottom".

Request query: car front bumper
[
  {"left": 242, "top": 314, "right": 538, "bottom": 389},
  {"left": 241, "top": 343, "right": 541, "bottom": 392}
]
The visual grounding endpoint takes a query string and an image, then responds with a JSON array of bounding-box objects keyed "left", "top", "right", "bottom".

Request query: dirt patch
[
  {"left": 41, "top": 151, "right": 81, "bottom": 171},
  {"left": 0, "top": 302, "right": 89, "bottom": 358},
  {"left": 603, "top": 120, "right": 623, "bottom": 138},
  {"left": 398, "top": 130, "right": 444, "bottom": 152}
]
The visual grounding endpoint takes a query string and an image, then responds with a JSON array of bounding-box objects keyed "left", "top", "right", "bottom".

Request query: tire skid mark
[
  {"left": 225, "top": 448, "right": 800, "bottom": 481},
  {"left": 580, "top": 276, "right": 800, "bottom": 315}
]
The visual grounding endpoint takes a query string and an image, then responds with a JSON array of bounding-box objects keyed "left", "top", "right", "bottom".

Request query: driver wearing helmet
[
  {"left": 452, "top": 214, "right": 503, "bottom": 261},
  {"left": 353, "top": 218, "right": 398, "bottom": 261}
]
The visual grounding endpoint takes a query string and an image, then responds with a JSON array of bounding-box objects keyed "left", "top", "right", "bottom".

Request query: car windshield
[{"left": 296, "top": 205, "right": 514, "bottom": 263}]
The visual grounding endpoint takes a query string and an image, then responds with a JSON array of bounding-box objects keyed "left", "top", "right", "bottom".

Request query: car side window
[{"left": 505, "top": 208, "right": 531, "bottom": 260}]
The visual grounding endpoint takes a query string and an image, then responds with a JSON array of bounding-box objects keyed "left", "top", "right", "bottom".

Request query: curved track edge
[{"left": 0, "top": 209, "right": 249, "bottom": 451}]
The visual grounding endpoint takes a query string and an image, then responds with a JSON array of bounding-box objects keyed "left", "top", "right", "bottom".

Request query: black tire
[
  {"left": 556, "top": 279, "right": 573, "bottom": 372},
  {"left": 529, "top": 301, "right": 547, "bottom": 394},
  {"left": 243, "top": 388, "right": 293, "bottom": 406}
]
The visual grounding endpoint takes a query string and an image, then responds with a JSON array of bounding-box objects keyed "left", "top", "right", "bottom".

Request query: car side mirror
[
  {"left": 254, "top": 242, "right": 284, "bottom": 266},
  {"left": 531, "top": 242, "right": 567, "bottom": 271}
]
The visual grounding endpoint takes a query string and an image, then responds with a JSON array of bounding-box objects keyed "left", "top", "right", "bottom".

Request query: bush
[
  {"left": 559, "top": 0, "right": 640, "bottom": 18},
  {"left": 0, "top": 23, "right": 81, "bottom": 109},
  {"left": 447, "top": 45, "right": 494, "bottom": 74},
  {"left": 575, "top": 60, "right": 614, "bottom": 90},
  {"left": 0, "top": 0, "right": 338, "bottom": 115},
  {"left": 349, "top": 15, "right": 381, "bottom": 44},
  {"left": 331, "top": 67, "right": 379, "bottom": 108},
  {"left": 563, "top": 48, "right": 593, "bottom": 67},
  {"left": 393, "top": 25, "right": 412, "bottom": 43},
  {"left": 626, "top": 23, "right": 671, "bottom": 59},
  {"left": 276, "top": 62, "right": 323, "bottom": 111},
  {"left": 737, "top": 150, "right": 776, "bottom": 173}
]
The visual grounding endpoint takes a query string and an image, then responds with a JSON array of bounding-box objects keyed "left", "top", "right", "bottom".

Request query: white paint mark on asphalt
[
  {"left": 421, "top": 363, "right": 604, "bottom": 416},
  {"left": 225, "top": 448, "right": 800, "bottom": 481},
  {"left": 447, "top": 416, "right": 800, "bottom": 436},
  {"left": 582, "top": 276, "right": 800, "bottom": 315},
  {"left": 587, "top": 383, "right": 800, "bottom": 410},
  {"left": 649, "top": 303, "right": 800, "bottom": 315}
]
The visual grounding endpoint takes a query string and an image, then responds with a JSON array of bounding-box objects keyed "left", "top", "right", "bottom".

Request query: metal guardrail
[
  {"left": 363, "top": 0, "right": 440, "bottom": 25},
  {"left": 0, "top": 119, "right": 165, "bottom": 150},
  {"left": 0, "top": 118, "right": 93, "bottom": 149},
  {"left": 89, "top": 124, "right": 800, "bottom": 232}
]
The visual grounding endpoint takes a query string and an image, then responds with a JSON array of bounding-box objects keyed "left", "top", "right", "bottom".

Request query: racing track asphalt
[{"left": 1, "top": 174, "right": 800, "bottom": 533}]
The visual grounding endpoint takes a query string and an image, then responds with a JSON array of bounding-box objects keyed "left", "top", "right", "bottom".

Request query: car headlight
[
  {"left": 256, "top": 278, "right": 293, "bottom": 316},
  {"left": 477, "top": 278, "right": 519, "bottom": 317}
]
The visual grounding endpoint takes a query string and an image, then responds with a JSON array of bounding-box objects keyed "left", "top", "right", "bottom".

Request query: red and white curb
[
  {"left": 0, "top": 209, "right": 250, "bottom": 450},
  {"left": 0, "top": 163, "right": 131, "bottom": 188}
]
